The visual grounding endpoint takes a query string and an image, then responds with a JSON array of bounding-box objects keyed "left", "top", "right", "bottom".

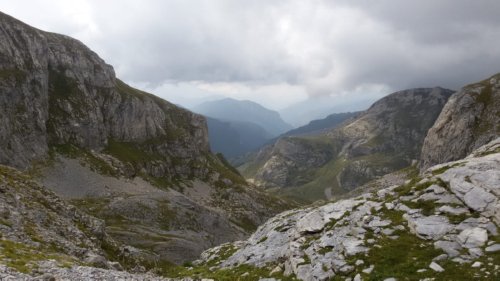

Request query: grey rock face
[
  {"left": 420, "top": 73, "right": 500, "bottom": 170},
  {"left": 0, "top": 11, "right": 209, "bottom": 183}
]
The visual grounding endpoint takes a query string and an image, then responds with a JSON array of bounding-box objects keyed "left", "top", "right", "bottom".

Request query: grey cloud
[{"left": 2, "top": 0, "right": 500, "bottom": 99}]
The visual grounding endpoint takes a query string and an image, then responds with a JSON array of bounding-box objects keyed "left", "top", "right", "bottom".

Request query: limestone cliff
[
  {"left": 0, "top": 11, "right": 208, "bottom": 182},
  {"left": 420, "top": 73, "right": 500, "bottom": 170}
]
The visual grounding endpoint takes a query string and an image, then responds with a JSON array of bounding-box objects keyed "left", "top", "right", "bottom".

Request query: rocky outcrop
[
  {"left": 244, "top": 87, "right": 453, "bottom": 202},
  {"left": 193, "top": 138, "right": 500, "bottom": 280},
  {"left": 420, "top": 73, "right": 500, "bottom": 170}
]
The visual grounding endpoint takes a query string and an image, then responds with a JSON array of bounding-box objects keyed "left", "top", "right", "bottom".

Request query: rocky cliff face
[
  {"left": 420, "top": 73, "right": 500, "bottom": 170},
  {"left": 190, "top": 138, "right": 500, "bottom": 281},
  {"left": 0, "top": 11, "right": 208, "bottom": 182},
  {"left": 244, "top": 88, "right": 453, "bottom": 202},
  {"left": 0, "top": 11, "right": 292, "bottom": 268}
]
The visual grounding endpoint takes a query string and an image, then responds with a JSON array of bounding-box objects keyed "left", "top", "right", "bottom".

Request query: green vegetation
[
  {"left": 318, "top": 246, "right": 334, "bottom": 255},
  {"left": 258, "top": 236, "right": 268, "bottom": 243},
  {"left": 280, "top": 156, "right": 347, "bottom": 203},
  {"left": 206, "top": 153, "right": 247, "bottom": 187},
  {"left": 402, "top": 200, "right": 437, "bottom": 216},
  {"left": 163, "top": 263, "right": 299, "bottom": 281},
  {"left": 362, "top": 232, "right": 442, "bottom": 279},
  {"left": 476, "top": 83, "right": 492, "bottom": 105},
  {"left": 274, "top": 224, "right": 290, "bottom": 233},
  {"left": 478, "top": 146, "right": 500, "bottom": 157},
  {"left": 0, "top": 239, "right": 75, "bottom": 273},
  {"left": 380, "top": 208, "right": 406, "bottom": 226},
  {"left": 339, "top": 227, "right": 498, "bottom": 280},
  {"left": 216, "top": 153, "right": 242, "bottom": 177},
  {"left": 297, "top": 254, "right": 311, "bottom": 266},
  {"left": 431, "top": 162, "right": 465, "bottom": 175}
]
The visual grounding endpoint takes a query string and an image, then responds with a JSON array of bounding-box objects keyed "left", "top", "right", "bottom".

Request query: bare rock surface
[
  {"left": 194, "top": 139, "right": 500, "bottom": 280},
  {"left": 420, "top": 73, "right": 500, "bottom": 170}
]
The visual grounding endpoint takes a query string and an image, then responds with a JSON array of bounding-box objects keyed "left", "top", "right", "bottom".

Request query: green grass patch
[
  {"left": 258, "top": 236, "right": 268, "bottom": 244},
  {"left": 379, "top": 208, "right": 406, "bottom": 226},
  {"left": 402, "top": 200, "right": 437, "bottom": 216},
  {"left": 163, "top": 263, "right": 299, "bottom": 281},
  {"left": 318, "top": 246, "right": 334, "bottom": 255},
  {"left": 431, "top": 162, "right": 464, "bottom": 175},
  {"left": 0, "top": 239, "right": 75, "bottom": 273},
  {"left": 478, "top": 146, "right": 500, "bottom": 157}
]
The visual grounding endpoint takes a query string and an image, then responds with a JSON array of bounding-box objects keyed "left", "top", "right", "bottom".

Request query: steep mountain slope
[
  {"left": 206, "top": 117, "right": 271, "bottom": 159},
  {"left": 243, "top": 88, "right": 453, "bottom": 202},
  {"left": 279, "top": 112, "right": 360, "bottom": 138},
  {"left": 420, "top": 73, "right": 500, "bottom": 170},
  {"left": 193, "top": 98, "right": 293, "bottom": 137},
  {"left": 184, "top": 138, "right": 500, "bottom": 281},
  {"left": 0, "top": 11, "right": 291, "bottom": 266}
]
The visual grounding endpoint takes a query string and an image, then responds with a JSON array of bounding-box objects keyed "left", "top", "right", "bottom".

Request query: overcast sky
[{"left": 2, "top": 0, "right": 500, "bottom": 110}]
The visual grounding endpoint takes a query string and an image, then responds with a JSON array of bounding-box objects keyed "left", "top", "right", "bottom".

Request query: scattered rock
[
  {"left": 406, "top": 215, "right": 453, "bottom": 240},
  {"left": 433, "top": 254, "right": 448, "bottom": 261},
  {"left": 471, "top": 261, "right": 482, "bottom": 268},
  {"left": 362, "top": 265, "right": 374, "bottom": 274},
  {"left": 434, "top": 241, "right": 462, "bottom": 257},
  {"left": 457, "top": 227, "right": 488, "bottom": 248},
  {"left": 429, "top": 262, "right": 445, "bottom": 272},
  {"left": 485, "top": 244, "right": 500, "bottom": 252}
]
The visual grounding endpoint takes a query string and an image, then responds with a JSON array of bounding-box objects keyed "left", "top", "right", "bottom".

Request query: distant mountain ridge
[
  {"left": 193, "top": 98, "right": 293, "bottom": 136},
  {"left": 193, "top": 98, "right": 293, "bottom": 159}
]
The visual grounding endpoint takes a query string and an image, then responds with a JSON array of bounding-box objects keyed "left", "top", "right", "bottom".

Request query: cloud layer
[{"left": 1, "top": 0, "right": 500, "bottom": 110}]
